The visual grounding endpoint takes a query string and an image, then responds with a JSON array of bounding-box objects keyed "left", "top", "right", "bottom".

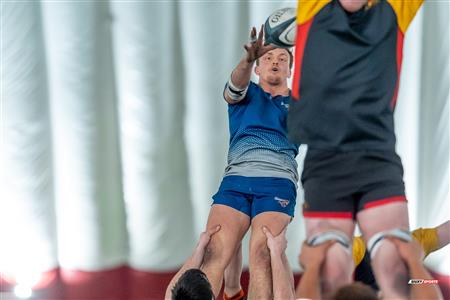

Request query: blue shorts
[{"left": 212, "top": 176, "right": 297, "bottom": 219}]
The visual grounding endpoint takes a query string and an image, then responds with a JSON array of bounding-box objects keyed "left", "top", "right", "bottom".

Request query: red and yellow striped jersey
[{"left": 289, "top": 0, "right": 423, "bottom": 151}]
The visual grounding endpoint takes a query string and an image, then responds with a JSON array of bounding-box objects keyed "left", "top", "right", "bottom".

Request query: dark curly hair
[{"left": 171, "top": 269, "right": 214, "bottom": 300}]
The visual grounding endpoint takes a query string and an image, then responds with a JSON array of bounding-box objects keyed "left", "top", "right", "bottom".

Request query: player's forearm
[
  {"left": 270, "top": 253, "right": 295, "bottom": 300},
  {"left": 407, "top": 261, "right": 443, "bottom": 300},
  {"left": 282, "top": 253, "right": 295, "bottom": 291},
  {"left": 230, "top": 56, "right": 254, "bottom": 89},
  {"left": 295, "top": 264, "right": 321, "bottom": 299},
  {"left": 437, "top": 221, "right": 450, "bottom": 249}
]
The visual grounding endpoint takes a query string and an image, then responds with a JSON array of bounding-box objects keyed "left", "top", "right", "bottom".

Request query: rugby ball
[{"left": 264, "top": 7, "right": 297, "bottom": 48}]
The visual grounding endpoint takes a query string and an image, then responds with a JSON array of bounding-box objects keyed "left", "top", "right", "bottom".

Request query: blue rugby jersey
[{"left": 224, "top": 82, "right": 299, "bottom": 184}]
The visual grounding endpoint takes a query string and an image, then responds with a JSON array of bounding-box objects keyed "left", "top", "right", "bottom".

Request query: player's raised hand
[
  {"left": 263, "top": 226, "right": 288, "bottom": 255},
  {"left": 197, "top": 225, "right": 221, "bottom": 252},
  {"left": 299, "top": 240, "right": 335, "bottom": 270},
  {"left": 387, "top": 237, "right": 424, "bottom": 265},
  {"left": 244, "top": 25, "right": 275, "bottom": 64},
  {"left": 188, "top": 225, "right": 221, "bottom": 268}
]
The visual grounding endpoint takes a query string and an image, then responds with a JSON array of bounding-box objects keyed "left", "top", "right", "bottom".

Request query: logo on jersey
[
  {"left": 280, "top": 102, "right": 289, "bottom": 109},
  {"left": 274, "top": 196, "right": 290, "bottom": 208}
]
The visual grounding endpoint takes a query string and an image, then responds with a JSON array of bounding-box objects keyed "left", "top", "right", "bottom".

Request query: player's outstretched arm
[
  {"left": 411, "top": 220, "right": 450, "bottom": 259},
  {"left": 164, "top": 225, "right": 221, "bottom": 299},
  {"left": 224, "top": 25, "right": 275, "bottom": 104},
  {"left": 263, "top": 226, "right": 295, "bottom": 300},
  {"left": 436, "top": 220, "right": 450, "bottom": 250}
]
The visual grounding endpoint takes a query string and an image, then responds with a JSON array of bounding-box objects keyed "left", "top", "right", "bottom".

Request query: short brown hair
[
  {"left": 332, "top": 282, "right": 378, "bottom": 300},
  {"left": 172, "top": 269, "right": 213, "bottom": 300},
  {"left": 256, "top": 48, "right": 293, "bottom": 69}
]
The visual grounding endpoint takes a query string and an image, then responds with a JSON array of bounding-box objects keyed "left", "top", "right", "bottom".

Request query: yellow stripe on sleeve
[
  {"left": 387, "top": 0, "right": 424, "bottom": 33},
  {"left": 297, "top": 0, "right": 332, "bottom": 25}
]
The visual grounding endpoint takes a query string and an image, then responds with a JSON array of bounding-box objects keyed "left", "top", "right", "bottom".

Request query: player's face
[{"left": 256, "top": 48, "right": 291, "bottom": 85}]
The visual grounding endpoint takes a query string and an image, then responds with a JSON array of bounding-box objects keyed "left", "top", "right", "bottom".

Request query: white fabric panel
[
  {"left": 286, "top": 145, "right": 308, "bottom": 272},
  {"left": 179, "top": 2, "right": 250, "bottom": 233},
  {"left": 111, "top": 2, "right": 194, "bottom": 270},
  {"left": 249, "top": 1, "right": 297, "bottom": 27},
  {"left": 0, "top": 1, "right": 57, "bottom": 283},
  {"left": 41, "top": 2, "right": 127, "bottom": 270},
  {"left": 417, "top": 1, "right": 450, "bottom": 274},
  {"left": 395, "top": 7, "right": 423, "bottom": 227},
  {"left": 2, "top": 0, "right": 448, "bottom": 277}
]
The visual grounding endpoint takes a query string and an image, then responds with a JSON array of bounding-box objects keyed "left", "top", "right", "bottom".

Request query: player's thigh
[
  {"left": 305, "top": 217, "right": 355, "bottom": 284},
  {"left": 249, "top": 211, "right": 291, "bottom": 255},
  {"left": 357, "top": 202, "right": 409, "bottom": 242},
  {"left": 206, "top": 204, "right": 250, "bottom": 253},
  {"left": 304, "top": 217, "right": 355, "bottom": 238}
]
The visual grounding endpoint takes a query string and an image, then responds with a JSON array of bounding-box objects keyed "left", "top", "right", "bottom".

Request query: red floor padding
[{"left": 1, "top": 266, "right": 448, "bottom": 299}]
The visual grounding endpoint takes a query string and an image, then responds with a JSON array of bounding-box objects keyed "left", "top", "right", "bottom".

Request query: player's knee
[{"left": 368, "top": 228, "right": 410, "bottom": 259}]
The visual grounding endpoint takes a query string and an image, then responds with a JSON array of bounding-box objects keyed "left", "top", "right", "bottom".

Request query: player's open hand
[
  {"left": 244, "top": 25, "right": 275, "bottom": 64},
  {"left": 197, "top": 225, "right": 221, "bottom": 252},
  {"left": 188, "top": 225, "right": 221, "bottom": 268},
  {"left": 299, "top": 240, "right": 335, "bottom": 270},
  {"left": 263, "top": 226, "right": 288, "bottom": 255},
  {"left": 387, "top": 237, "right": 424, "bottom": 265}
]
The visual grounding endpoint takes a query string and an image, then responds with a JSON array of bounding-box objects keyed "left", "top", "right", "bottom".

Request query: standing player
[
  {"left": 180, "top": 26, "right": 298, "bottom": 299},
  {"left": 289, "top": 0, "right": 425, "bottom": 298}
]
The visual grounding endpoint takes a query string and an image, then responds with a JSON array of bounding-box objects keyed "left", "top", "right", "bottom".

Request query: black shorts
[{"left": 301, "top": 149, "right": 407, "bottom": 219}]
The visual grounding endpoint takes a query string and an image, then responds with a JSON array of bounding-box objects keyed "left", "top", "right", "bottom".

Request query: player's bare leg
[
  {"left": 358, "top": 202, "right": 410, "bottom": 300},
  {"left": 304, "top": 217, "right": 355, "bottom": 299},
  {"left": 201, "top": 204, "right": 250, "bottom": 297},
  {"left": 247, "top": 212, "right": 290, "bottom": 299}
]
